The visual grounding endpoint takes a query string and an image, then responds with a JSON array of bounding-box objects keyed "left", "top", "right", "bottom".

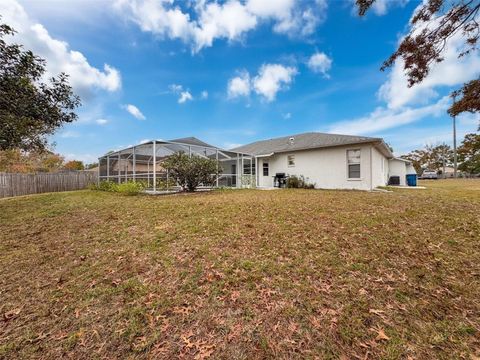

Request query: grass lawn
[{"left": 1, "top": 179, "right": 479, "bottom": 359}]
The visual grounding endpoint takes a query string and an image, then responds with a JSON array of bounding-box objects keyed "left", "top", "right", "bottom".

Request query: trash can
[{"left": 406, "top": 174, "right": 417, "bottom": 187}]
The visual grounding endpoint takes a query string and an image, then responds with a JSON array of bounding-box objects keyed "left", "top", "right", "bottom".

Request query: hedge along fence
[{"left": 0, "top": 171, "right": 98, "bottom": 198}]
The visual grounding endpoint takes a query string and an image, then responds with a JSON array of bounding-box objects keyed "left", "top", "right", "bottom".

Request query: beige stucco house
[{"left": 232, "top": 132, "right": 417, "bottom": 190}]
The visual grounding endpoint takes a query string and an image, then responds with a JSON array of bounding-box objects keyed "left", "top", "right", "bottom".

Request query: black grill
[{"left": 274, "top": 173, "right": 288, "bottom": 188}]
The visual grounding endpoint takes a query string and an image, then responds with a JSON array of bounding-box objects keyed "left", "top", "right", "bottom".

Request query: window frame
[
  {"left": 262, "top": 161, "right": 269, "bottom": 176},
  {"left": 287, "top": 154, "right": 295, "bottom": 167},
  {"left": 346, "top": 149, "right": 361, "bottom": 180}
]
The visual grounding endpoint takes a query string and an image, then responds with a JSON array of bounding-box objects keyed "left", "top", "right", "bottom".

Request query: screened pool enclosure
[{"left": 98, "top": 138, "right": 256, "bottom": 193}]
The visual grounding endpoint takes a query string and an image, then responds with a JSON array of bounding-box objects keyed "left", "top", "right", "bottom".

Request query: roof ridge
[
  {"left": 231, "top": 132, "right": 379, "bottom": 149},
  {"left": 231, "top": 131, "right": 384, "bottom": 155}
]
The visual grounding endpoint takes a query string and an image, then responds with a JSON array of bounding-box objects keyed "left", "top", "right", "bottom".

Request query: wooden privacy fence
[{"left": 0, "top": 171, "right": 98, "bottom": 198}]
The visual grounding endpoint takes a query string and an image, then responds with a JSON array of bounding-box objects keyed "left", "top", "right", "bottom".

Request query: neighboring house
[
  {"left": 232, "top": 132, "right": 417, "bottom": 190},
  {"left": 99, "top": 132, "right": 417, "bottom": 191},
  {"left": 439, "top": 166, "right": 458, "bottom": 178}
]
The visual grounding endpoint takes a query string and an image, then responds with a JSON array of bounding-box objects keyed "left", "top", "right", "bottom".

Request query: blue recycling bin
[{"left": 406, "top": 174, "right": 417, "bottom": 187}]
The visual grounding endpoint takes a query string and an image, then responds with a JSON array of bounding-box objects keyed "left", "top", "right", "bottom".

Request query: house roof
[
  {"left": 231, "top": 132, "right": 389, "bottom": 156},
  {"left": 168, "top": 137, "right": 215, "bottom": 148},
  {"left": 393, "top": 157, "right": 413, "bottom": 164}
]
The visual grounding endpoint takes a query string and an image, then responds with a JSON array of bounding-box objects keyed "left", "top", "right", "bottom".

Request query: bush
[
  {"left": 162, "top": 152, "right": 221, "bottom": 192},
  {"left": 90, "top": 180, "right": 145, "bottom": 195},
  {"left": 156, "top": 177, "right": 177, "bottom": 190},
  {"left": 89, "top": 180, "right": 117, "bottom": 192},
  {"left": 116, "top": 181, "right": 145, "bottom": 195},
  {"left": 286, "top": 175, "right": 315, "bottom": 189},
  {"left": 287, "top": 175, "right": 300, "bottom": 188}
]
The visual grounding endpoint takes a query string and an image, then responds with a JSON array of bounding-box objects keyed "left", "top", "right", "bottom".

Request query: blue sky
[{"left": 2, "top": 0, "right": 479, "bottom": 163}]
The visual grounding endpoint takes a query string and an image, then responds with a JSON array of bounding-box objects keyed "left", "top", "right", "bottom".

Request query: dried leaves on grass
[{"left": 0, "top": 180, "right": 479, "bottom": 359}]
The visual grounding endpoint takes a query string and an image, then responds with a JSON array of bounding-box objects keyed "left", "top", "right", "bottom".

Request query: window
[
  {"left": 263, "top": 162, "right": 269, "bottom": 176},
  {"left": 287, "top": 155, "right": 295, "bottom": 167},
  {"left": 243, "top": 162, "right": 255, "bottom": 175},
  {"left": 347, "top": 149, "right": 361, "bottom": 179}
]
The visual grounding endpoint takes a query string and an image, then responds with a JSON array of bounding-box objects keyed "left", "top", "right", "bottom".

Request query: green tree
[
  {"left": 356, "top": 0, "right": 480, "bottom": 116},
  {"left": 0, "top": 21, "right": 80, "bottom": 152},
  {"left": 458, "top": 127, "right": 480, "bottom": 174},
  {"left": 162, "top": 152, "right": 221, "bottom": 192}
]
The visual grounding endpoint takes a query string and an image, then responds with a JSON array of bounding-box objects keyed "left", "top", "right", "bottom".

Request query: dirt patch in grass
[{"left": 1, "top": 180, "right": 479, "bottom": 359}]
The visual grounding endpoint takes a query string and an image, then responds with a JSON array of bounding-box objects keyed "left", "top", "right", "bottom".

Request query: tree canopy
[
  {"left": 0, "top": 20, "right": 80, "bottom": 152},
  {"left": 403, "top": 143, "right": 454, "bottom": 174},
  {"left": 64, "top": 160, "right": 85, "bottom": 171},
  {"left": 0, "top": 149, "right": 64, "bottom": 173},
  {"left": 162, "top": 152, "right": 221, "bottom": 192},
  {"left": 357, "top": 0, "right": 480, "bottom": 116},
  {"left": 458, "top": 126, "right": 480, "bottom": 174}
]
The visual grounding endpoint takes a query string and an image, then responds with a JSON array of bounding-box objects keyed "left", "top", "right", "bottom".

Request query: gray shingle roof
[
  {"left": 231, "top": 132, "right": 383, "bottom": 156},
  {"left": 169, "top": 137, "right": 215, "bottom": 148}
]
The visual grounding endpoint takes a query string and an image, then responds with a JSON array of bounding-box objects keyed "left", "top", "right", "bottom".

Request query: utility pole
[
  {"left": 442, "top": 145, "right": 446, "bottom": 179},
  {"left": 452, "top": 95, "right": 458, "bottom": 178}
]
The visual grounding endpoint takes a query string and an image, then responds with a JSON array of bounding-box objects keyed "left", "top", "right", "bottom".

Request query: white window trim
[
  {"left": 262, "top": 161, "right": 269, "bottom": 176},
  {"left": 347, "top": 148, "right": 362, "bottom": 181},
  {"left": 287, "top": 154, "right": 295, "bottom": 167}
]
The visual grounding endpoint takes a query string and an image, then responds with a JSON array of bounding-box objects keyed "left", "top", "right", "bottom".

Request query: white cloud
[
  {"left": 283, "top": 112, "right": 292, "bottom": 119},
  {"left": 115, "top": 0, "right": 328, "bottom": 52},
  {"left": 307, "top": 52, "right": 332, "bottom": 78},
  {"left": 253, "top": 64, "right": 297, "bottom": 102},
  {"left": 333, "top": 8, "right": 480, "bottom": 148},
  {"left": 168, "top": 83, "right": 183, "bottom": 93},
  {"left": 379, "top": 13, "right": 480, "bottom": 109},
  {"left": 371, "top": 0, "right": 408, "bottom": 16},
  {"left": 168, "top": 84, "right": 194, "bottom": 103},
  {"left": 114, "top": 0, "right": 192, "bottom": 40},
  {"left": 96, "top": 119, "right": 109, "bottom": 125},
  {"left": 123, "top": 104, "right": 146, "bottom": 120},
  {"left": 228, "top": 71, "right": 251, "bottom": 98},
  {"left": 227, "top": 64, "right": 297, "bottom": 101},
  {"left": 269, "top": 0, "right": 327, "bottom": 36},
  {"left": 60, "top": 130, "right": 81, "bottom": 138},
  {"left": 0, "top": 0, "right": 121, "bottom": 99},
  {"left": 329, "top": 96, "right": 450, "bottom": 135},
  {"left": 178, "top": 91, "right": 193, "bottom": 104},
  {"left": 381, "top": 116, "right": 479, "bottom": 156},
  {"left": 191, "top": 0, "right": 258, "bottom": 52},
  {"left": 200, "top": 90, "right": 208, "bottom": 99}
]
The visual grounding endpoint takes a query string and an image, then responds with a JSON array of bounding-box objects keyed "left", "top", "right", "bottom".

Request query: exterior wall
[
  {"left": 388, "top": 159, "right": 407, "bottom": 186},
  {"left": 371, "top": 147, "right": 388, "bottom": 188},
  {"left": 406, "top": 163, "right": 416, "bottom": 174},
  {"left": 257, "top": 144, "right": 380, "bottom": 190}
]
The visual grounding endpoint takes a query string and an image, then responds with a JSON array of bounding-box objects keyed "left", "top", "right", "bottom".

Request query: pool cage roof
[
  {"left": 99, "top": 138, "right": 253, "bottom": 161},
  {"left": 98, "top": 137, "right": 257, "bottom": 193}
]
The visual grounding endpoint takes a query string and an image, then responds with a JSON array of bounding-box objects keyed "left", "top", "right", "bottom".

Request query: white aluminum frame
[{"left": 98, "top": 139, "right": 256, "bottom": 193}]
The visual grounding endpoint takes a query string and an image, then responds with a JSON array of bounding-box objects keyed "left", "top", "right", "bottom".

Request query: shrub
[
  {"left": 90, "top": 180, "right": 145, "bottom": 195},
  {"left": 116, "top": 181, "right": 145, "bottom": 195},
  {"left": 162, "top": 152, "right": 221, "bottom": 192},
  {"left": 156, "top": 177, "right": 177, "bottom": 190},
  {"left": 89, "top": 180, "right": 118, "bottom": 192},
  {"left": 286, "top": 175, "right": 315, "bottom": 189},
  {"left": 287, "top": 175, "right": 300, "bottom": 188}
]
